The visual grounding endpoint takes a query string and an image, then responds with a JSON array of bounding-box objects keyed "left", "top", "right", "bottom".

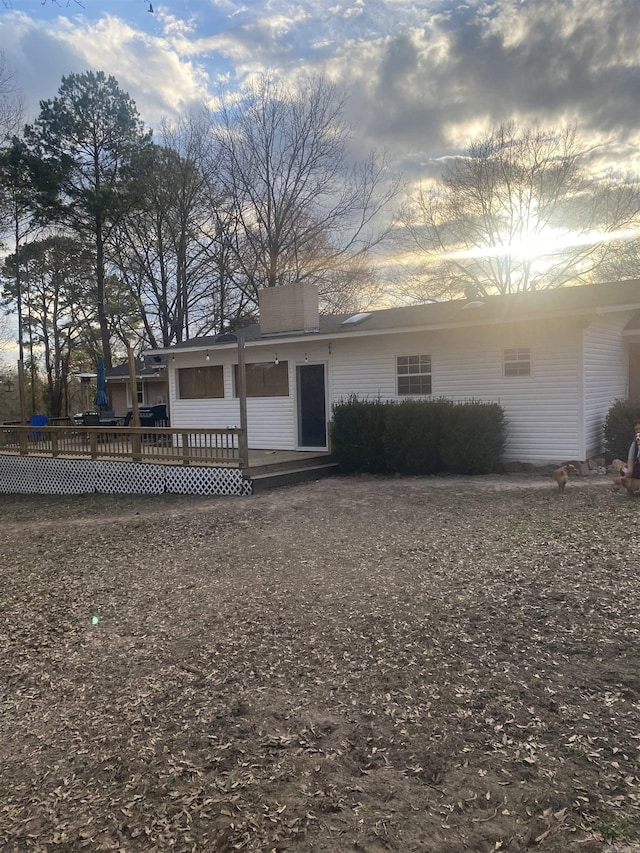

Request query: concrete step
[{"left": 248, "top": 462, "right": 340, "bottom": 492}]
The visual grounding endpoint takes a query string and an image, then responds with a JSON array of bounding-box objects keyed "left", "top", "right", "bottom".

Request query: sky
[{"left": 1, "top": 0, "right": 640, "bottom": 184}]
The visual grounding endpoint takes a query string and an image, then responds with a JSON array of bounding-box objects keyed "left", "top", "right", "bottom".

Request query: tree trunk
[{"left": 95, "top": 216, "right": 112, "bottom": 369}]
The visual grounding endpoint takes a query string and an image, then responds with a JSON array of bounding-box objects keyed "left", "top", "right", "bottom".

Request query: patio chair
[
  {"left": 80, "top": 412, "right": 100, "bottom": 445},
  {"left": 28, "top": 414, "right": 48, "bottom": 442},
  {"left": 98, "top": 410, "right": 117, "bottom": 426}
]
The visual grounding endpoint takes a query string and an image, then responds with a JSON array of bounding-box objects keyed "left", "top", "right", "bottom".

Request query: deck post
[
  {"left": 127, "top": 344, "right": 140, "bottom": 427},
  {"left": 127, "top": 344, "right": 142, "bottom": 461},
  {"left": 237, "top": 337, "right": 248, "bottom": 468},
  {"left": 17, "top": 360, "right": 28, "bottom": 425},
  {"left": 131, "top": 430, "right": 142, "bottom": 462}
]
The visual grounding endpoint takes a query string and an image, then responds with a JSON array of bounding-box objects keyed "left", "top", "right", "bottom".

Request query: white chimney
[{"left": 259, "top": 282, "right": 320, "bottom": 334}]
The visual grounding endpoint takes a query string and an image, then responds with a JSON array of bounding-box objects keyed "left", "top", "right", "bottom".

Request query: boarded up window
[
  {"left": 235, "top": 361, "right": 289, "bottom": 397},
  {"left": 397, "top": 355, "right": 432, "bottom": 395},
  {"left": 178, "top": 365, "right": 224, "bottom": 399},
  {"left": 504, "top": 347, "right": 531, "bottom": 377}
]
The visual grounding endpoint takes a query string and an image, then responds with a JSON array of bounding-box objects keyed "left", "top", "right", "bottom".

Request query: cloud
[
  {"left": 1, "top": 0, "right": 640, "bottom": 178},
  {"left": 0, "top": 10, "right": 212, "bottom": 125},
  {"left": 308, "top": 0, "right": 640, "bottom": 175}
]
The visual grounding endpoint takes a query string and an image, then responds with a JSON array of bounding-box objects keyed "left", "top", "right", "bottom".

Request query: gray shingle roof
[
  {"left": 153, "top": 279, "right": 640, "bottom": 353},
  {"left": 106, "top": 359, "right": 166, "bottom": 379}
]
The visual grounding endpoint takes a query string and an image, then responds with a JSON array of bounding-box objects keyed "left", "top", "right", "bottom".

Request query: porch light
[
  {"left": 274, "top": 353, "right": 279, "bottom": 365},
  {"left": 304, "top": 353, "right": 308, "bottom": 363},
  {"left": 205, "top": 351, "right": 210, "bottom": 361}
]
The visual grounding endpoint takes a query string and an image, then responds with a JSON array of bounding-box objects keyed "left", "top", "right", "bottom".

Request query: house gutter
[{"left": 595, "top": 303, "right": 640, "bottom": 315}]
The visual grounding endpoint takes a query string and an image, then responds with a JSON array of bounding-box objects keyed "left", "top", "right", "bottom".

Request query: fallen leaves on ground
[{"left": 0, "top": 474, "right": 639, "bottom": 851}]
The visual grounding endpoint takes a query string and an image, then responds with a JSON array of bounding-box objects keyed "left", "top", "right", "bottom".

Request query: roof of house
[
  {"left": 106, "top": 359, "right": 167, "bottom": 380},
  {"left": 152, "top": 279, "right": 640, "bottom": 353}
]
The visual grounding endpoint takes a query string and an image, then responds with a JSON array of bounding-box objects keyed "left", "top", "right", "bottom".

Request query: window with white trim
[
  {"left": 397, "top": 355, "right": 432, "bottom": 395},
  {"left": 503, "top": 347, "right": 531, "bottom": 377},
  {"left": 127, "top": 382, "right": 145, "bottom": 407}
]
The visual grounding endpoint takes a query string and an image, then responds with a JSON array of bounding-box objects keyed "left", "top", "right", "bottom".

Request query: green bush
[
  {"left": 604, "top": 399, "right": 640, "bottom": 461},
  {"left": 330, "top": 397, "right": 388, "bottom": 473},
  {"left": 438, "top": 401, "right": 507, "bottom": 474},
  {"left": 383, "top": 400, "right": 444, "bottom": 474},
  {"left": 331, "top": 397, "right": 507, "bottom": 476}
]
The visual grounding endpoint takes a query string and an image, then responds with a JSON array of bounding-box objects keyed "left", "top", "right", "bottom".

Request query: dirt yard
[{"left": 1, "top": 472, "right": 639, "bottom": 852}]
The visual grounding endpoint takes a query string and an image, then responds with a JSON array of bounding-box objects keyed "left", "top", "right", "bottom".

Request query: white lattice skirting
[{"left": 0, "top": 457, "right": 253, "bottom": 497}]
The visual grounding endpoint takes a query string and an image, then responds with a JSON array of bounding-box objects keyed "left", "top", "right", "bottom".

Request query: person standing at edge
[{"left": 623, "top": 421, "right": 640, "bottom": 478}]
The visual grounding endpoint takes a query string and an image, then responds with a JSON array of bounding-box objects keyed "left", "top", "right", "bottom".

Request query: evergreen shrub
[
  {"left": 438, "top": 401, "right": 507, "bottom": 474},
  {"left": 330, "top": 396, "right": 388, "bottom": 473},
  {"left": 604, "top": 399, "right": 640, "bottom": 461},
  {"left": 383, "top": 400, "right": 444, "bottom": 474},
  {"left": 331, "top": 397, "right": 507, "bottom": 475}
]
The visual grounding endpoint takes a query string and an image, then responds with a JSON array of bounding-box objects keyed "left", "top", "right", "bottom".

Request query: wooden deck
[
  {"left": 244, "top": 448, "right": 331, "bottom": 472},
  {"left": 0, "top": 425, "right": 339, "bottom": 491},
  {"left": 243, "top": 449, "right": 339, "bottom": 490},
  {"left": 0, "top": 424, "right": 245, "bottom": 466}
]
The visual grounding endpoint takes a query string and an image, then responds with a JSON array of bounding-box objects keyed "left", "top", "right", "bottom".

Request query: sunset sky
[{"left": 1, "top": 0, "right": 639, "bottom": 182}]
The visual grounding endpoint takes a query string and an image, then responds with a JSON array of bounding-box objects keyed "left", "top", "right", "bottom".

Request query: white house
[{"left": 146, "top": 279, "right": 640, "bottom": 466}]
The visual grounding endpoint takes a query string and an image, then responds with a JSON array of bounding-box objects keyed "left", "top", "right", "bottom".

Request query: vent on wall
[{"left": 143, "top": 353, "right": 169, "bottom": 369}]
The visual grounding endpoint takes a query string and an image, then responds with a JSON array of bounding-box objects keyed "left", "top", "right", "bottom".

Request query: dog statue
[{"left": 552, "top": 464, "right": 577, "bottom": 493}]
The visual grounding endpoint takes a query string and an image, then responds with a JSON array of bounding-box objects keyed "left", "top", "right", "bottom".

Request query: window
[
  {"left": 397, "top": 355, "right": 432, "bottom": 395},
  {"left": 235, "top": 361, "right": 289, "bottom": 397},
  {"left": 127, "top": 382, "right": 144, "bottom": 407},
  {"left": 178, "top": 365, "right": 224, "bottom": 399},
  {"left": 504, "top": 347, "right": 531, "bottom": 377}
]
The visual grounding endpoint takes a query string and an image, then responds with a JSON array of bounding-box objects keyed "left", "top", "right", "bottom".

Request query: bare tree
[
  {"left": 211, "top": 74, "right": 400, "bottom": 310},
  {"left": 402, "top": 122, "right": 640, "bottom": 298},
  {"left": 109, "top": 111, "right": 248, "bottom": 347},
  {"left": 0, "top": 51, "right": 23, "bottom": 144},
  {"left": 598, "top": 236, "right": 640, "bottom": 282},
  {"left": 0, "top": 311, "right": 14, "bottom": 351}
]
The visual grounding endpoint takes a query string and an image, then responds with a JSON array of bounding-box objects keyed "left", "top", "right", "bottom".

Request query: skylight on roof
[{"left": 341, "top": 312, "right": 372, "bottom": 326}]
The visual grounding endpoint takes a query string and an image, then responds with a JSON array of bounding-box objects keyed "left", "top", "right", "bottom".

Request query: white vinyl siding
[
  {"left": 582, "top": 313, "right": 631, "bottom": 459},
  {"left": 165, "top": 310, "right": 635, "bottom": 463},
  {"left": 330, "top": 321, "right": 582, "bottom": 464},
  {"left": 168, "top": 347, "right": 310, "bottom": 450}
]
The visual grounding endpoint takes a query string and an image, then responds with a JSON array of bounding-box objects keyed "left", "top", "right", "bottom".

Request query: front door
[{"left": 296, "top": 363, "right": 327, "bottom": 448}]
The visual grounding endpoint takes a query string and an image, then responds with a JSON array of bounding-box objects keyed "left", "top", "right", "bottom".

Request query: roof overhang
[{"left": 596, "top": 304, "right": 640, "bottom": 315}]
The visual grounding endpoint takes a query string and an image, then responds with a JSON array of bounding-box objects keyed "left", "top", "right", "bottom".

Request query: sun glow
[{"left": 446, "top": 226, "right": 639, "bottom": 262}]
